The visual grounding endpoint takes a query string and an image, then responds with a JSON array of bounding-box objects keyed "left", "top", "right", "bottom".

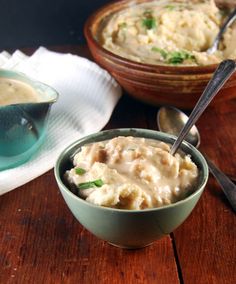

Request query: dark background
[{"left": 0, "top": 0, "right": 111, "bottom": 49}]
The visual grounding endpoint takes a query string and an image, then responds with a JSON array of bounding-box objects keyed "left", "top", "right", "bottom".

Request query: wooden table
[{"left": 1, "top": 46, "right": 236, "bottom": 284}]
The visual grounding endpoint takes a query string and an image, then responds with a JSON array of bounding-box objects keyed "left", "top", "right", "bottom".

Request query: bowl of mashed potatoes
[
  {"left": 54, "top": 128, "right": 208, "bottom": 248},
  {"left": 84, "top": 0, "right": 236, "bottom": 108}
]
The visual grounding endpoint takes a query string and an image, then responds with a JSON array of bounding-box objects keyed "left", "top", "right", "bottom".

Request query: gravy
[
  {"left": 66, "top": 136, "right": 199, "bottom": 210},
  {"left": 0, "top": 78, "right": 40, "bottom": 106}
]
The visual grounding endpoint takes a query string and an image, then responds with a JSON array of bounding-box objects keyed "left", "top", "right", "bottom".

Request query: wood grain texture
[
  {"left": 173, "top": 102, "right": 236, "bottom": 284},
  {"left": 0, "top": 169, "right": 179, "bottom": 284}
]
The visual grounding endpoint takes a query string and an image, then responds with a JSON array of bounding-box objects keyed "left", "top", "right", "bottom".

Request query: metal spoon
[
  {"left": 170, "top": 59, "right": 236, "bottom": 156},
  {"left": 157, "top": 105, "right": 236, "bottom": 212},
  {"left": 207, "top": 7, "right": 236, "bottom": 54}
]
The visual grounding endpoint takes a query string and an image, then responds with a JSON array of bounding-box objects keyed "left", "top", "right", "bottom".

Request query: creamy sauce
[
  {"left": 66, "top": 136, "right": 199, "bottom": 210},
  {"left": 101, "top": 0, "right": 236, "bottom": 66},
  {"left": 0, "top": 78, "right": 41, "bottom": 106}
]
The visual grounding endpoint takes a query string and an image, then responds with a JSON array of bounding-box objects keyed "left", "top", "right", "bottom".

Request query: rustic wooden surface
[{"left": 0, "top": 46, "right": 236, "bottom": 284}]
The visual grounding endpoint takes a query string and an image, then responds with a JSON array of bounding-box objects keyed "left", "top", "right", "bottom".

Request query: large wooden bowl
[{"left": 84, "top": 0, "right": 236, "bottom": 109}]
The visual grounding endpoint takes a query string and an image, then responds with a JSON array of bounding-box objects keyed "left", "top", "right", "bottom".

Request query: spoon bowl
[{"left": 157, "top": 106, "right": 200, "bottom": 148}]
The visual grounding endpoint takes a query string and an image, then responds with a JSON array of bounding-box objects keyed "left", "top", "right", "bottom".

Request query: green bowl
[{"left": 54, "top": 128, "right": 208, "bottom": 249}]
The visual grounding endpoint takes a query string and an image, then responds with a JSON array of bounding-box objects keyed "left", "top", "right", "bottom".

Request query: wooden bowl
[{"left": 84, "top": 0, "right": 236, "bottom": 109}]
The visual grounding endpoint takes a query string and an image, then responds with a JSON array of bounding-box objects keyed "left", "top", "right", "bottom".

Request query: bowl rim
[
  {"left": 54, "top": 128, "right": 209, "bottom": 213},
  {"left": 84, "top": 0, "right": 235, "bottom": 74}
]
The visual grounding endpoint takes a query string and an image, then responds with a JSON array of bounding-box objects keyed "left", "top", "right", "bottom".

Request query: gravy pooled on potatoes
[
  {"left": 65, "top": 136, "right": 199, "bottom": 210},
  {"left": 101, "top": 0, "right": 236, "bottom": 66},
  {"left": 0, "top": 78, "right": 41, "bottom": 106}
]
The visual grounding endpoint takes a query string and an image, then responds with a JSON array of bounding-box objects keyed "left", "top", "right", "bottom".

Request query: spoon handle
[
  {"left": 205, "top": 156, "right": 236, "bottom": 212},
  {"left": 207, "top": 8, "right": 236, "bottom": 54},
  {"left": 170, "top": 59, "right": 236, "bottom": 155}
]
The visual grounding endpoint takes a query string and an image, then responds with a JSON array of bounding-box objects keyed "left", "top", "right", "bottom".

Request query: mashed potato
[
  {"left": 65, "top": 136, "right": 199, "bottom": 210},
  {"left": 101, "top": 0, "right": 236, "bottom": 66}
]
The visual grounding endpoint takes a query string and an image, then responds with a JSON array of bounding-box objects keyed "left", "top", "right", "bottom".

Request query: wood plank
[
  {"left": 172, "top": 102, "right": 236, "bottom": 284},
  {"left": 0, "top": 171, "right": 179, "bottom": 284}
]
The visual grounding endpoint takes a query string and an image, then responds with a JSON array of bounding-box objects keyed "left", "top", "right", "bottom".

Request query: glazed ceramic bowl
[
  {"left": 54, "top": 128, "right": 208, "bottom": 249},
  {"left": 0, "top": 69, "right": 58, "bottom": 171},
  {"left": 84, "top": 0, "right": 236, "bottom": 109}
]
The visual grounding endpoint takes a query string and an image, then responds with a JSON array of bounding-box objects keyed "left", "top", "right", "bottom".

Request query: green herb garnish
[
  {"left": 142, "top": 10, "right": 156, "bottom": 30},
  {"left": 142, "top": 18, "right": 156, "bottom": 29},
  {"left": 151, "top": 47, "right": 168, "bottom": 59},
  {"left": 165, "top": 5, "right": 175, "bottom": 11},
  {"left": 78, "top": 179, "right": 104, "bottom": 190},
  {"left": 75, "top": 167, "right": 86, "bottom": 175},
  {"left": 152, "top": 48, "right": 195, "bottom": 64},
  {"left": 167, "top": 51, "right": 195, "bottom": 64},
  {"left": 119, "top": 22, "right": 127, "bottom": 29}
]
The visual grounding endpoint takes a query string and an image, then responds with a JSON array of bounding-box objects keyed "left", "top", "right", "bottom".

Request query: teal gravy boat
[{"left": 0, "top": 69, "right": 58, "bottom": 171}]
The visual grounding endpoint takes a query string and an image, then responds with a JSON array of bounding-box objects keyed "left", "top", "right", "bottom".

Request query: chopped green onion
[
  {"left": 151, "top": 47, "right": 168, "bottom": 59},
  {"left": 75, "top": 167, "right": 86, "bottom": 175},
  {"left": 167, "top": 51, "right": 195, "bottom": 65},
  {"left": 142, "top": 18, "right": 156, "bottom": 29},
  {"left": 165, "top": 5, "right": 175, "bottom": 11},
  {"left": 119, "top": 22, "right": 127, "bottom": 28},
  {"left": 78, "top": 179, "right": 104, "bottom": 190},
  {"left": 152, "top": 48, "right": 195, "bottom": 64},
  {"left": 168, "top": 53, "right": 184, "bottom": 64}
]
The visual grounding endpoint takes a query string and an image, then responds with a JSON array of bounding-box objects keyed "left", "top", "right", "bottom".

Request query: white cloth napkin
[{"left": 0, "top": 47, "right": 122, "bottom": 195}]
